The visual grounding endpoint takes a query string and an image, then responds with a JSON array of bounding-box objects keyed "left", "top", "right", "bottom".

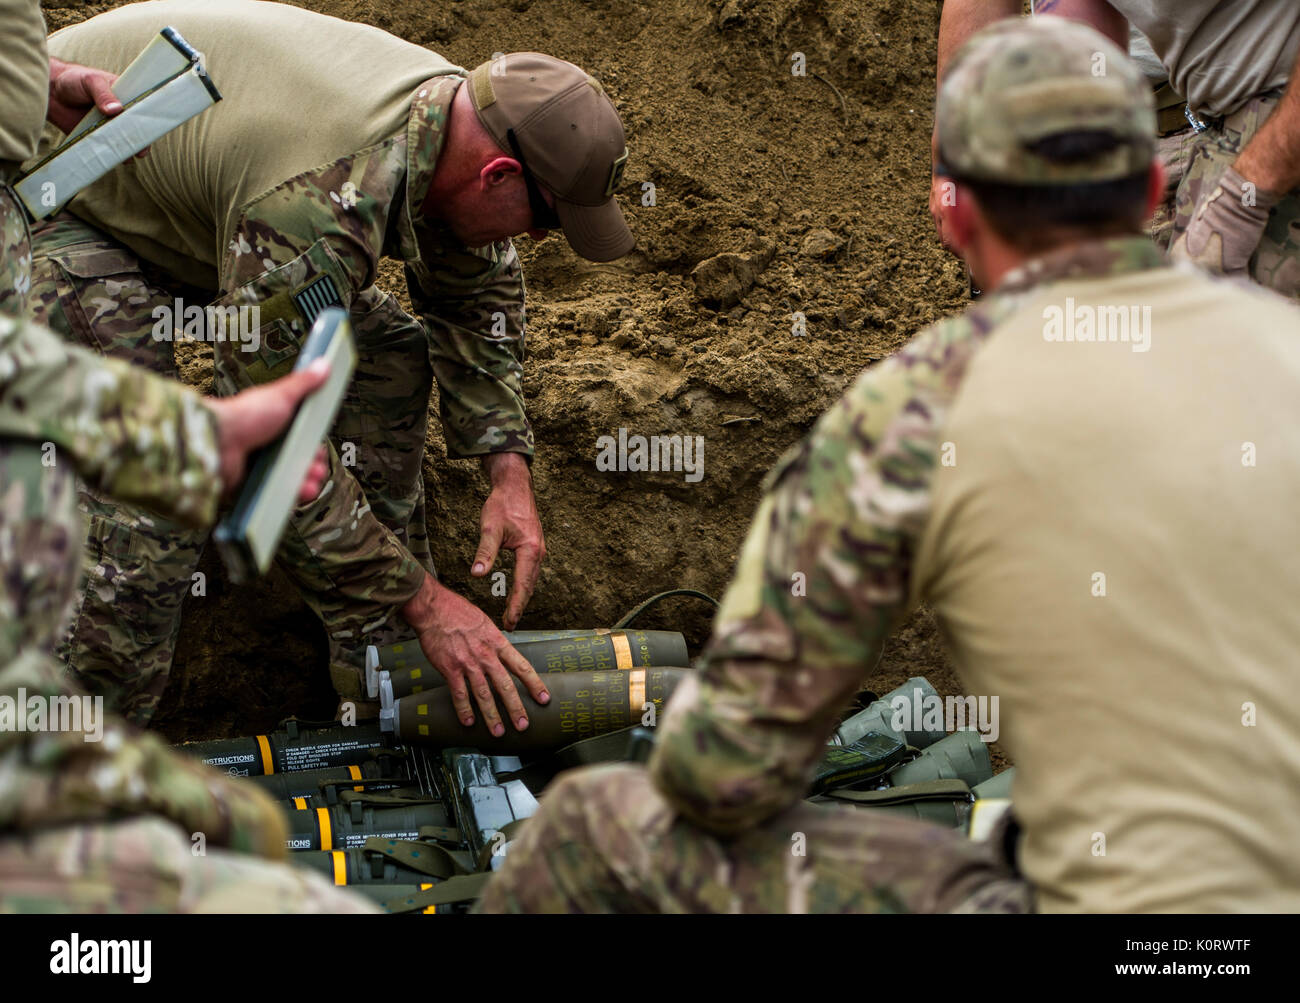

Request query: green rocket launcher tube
[
  {"left": 371, "top": 630, "right": 607, "bottom": 672},
  {"left": 283, "top": 801, "right": 452, "bottom": 851},
  {"left": 375, "top": 630, "right": 690, "bottom": 701},
  {"left": 887, "top": 728, "right": 994, "bottom": 789},
  {"left": 248, "top": 759, "right": 410, "bottom": 802},
  {"left": 365, "top": 631, "right": 600, "bottom": 692},
  {"left": 364, "top": 629, "right": 688, "bottom": 700},
  {"left": 972, "top": 767, "right": 1015, "bottom": 800},
  {"left": 831, "top": 677, "right": 946, "bottom": 749},
  {"left": 182, "top": 721, "right": 386, "bottom": 777},
  {"left": 383, "top": 668, "right": 689, "bottom": 754},
  {"left": 291, "top": 847, "right": 461, "bottom": 886}
]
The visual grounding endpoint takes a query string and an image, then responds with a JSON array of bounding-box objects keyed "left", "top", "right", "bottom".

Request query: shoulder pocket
[{"left": 212, "top": 238, "right": 349, "bottom": 387}]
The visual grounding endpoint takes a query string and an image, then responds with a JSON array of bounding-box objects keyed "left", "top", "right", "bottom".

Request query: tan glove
[{"left": 1169, "top": 165, "right": 1279, "bottom": 277}]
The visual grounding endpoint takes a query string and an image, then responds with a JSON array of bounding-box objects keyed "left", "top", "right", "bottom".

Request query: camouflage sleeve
[
  {"left": 649, "top": 310, "right": 997, "bottom": 836},
  {"left": 0, "top": 314, "right": 221, "bottom": 528},
  {"left": 407, "top": 238, "right": 534, "bottom": 459},
  {"left": 0, "top": 649, "right": 288, "bottom": 858},
  {"left": 217, "top": 163, "right": 428, "bottom": 611}
]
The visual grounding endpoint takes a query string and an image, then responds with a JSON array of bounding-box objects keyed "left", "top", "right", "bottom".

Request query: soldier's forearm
[
  {"left": 1030, "top": 0, "right": 1128, "bottom": 50},
  {"left": 482, "top": 450, "right": 532, "bottom": 483},
  {"left": 435, "top": 379, "right": 535, "bottom": 459},
  {"left": 1233, "top": 50, "right": 1300, "bottom": 195},
  {"left": 648, "top": 663, "right": 844, "bottom": 837}
]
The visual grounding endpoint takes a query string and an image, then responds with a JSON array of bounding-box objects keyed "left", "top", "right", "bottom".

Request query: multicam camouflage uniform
[
  {"left": 31, "top": 6, "right": 534, "bottom": 721},
  {"left": 0, "top": 185, "right": 31, "bottom": 318},
  {"left": 0, "top": 308, "right": 374, "bottom": 912},
  {"left": 1148, "top": 125, "right": 1193, "bottom": 251}
]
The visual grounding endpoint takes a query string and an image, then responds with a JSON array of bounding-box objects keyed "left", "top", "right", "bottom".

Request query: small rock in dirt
[
  {"left": 690, "top": 240, "right": 776, "bottom": 309},
  {"left": 716, "top": 0, "right": 744, "bottom": 28},
  {"left": 800, "top": 228, "right": 843, "bottom": 259}
]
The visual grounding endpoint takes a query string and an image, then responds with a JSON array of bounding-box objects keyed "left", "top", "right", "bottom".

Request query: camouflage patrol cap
[
  {"left": 468, "top": 52, "right": 634, "bottom": 261},
  {"left": 937, "top": 18, "right": 1156, "bottom": 185}
]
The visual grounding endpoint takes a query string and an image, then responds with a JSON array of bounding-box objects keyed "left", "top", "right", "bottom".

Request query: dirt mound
[{"left": 45, "top": 0, "right": 995, "bottom": 763}]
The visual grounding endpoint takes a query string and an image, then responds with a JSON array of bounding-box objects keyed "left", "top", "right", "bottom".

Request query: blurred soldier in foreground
[
  {"left": 0, "top": 315, "right": 376, "bottom": 912},
  {"left": 482, "top": 19, "right": 1300, "bottom": 913},
  {"left": 31, "top": 0, "right": 635, "bottom": 729},
  {"left": 935, "top": 0, "right": 1300, "bottom": 295},
  {"left": 0, "top": 0, "right": 373, "bottom": 913}
]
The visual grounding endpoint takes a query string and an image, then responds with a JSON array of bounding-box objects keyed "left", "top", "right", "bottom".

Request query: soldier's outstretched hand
[
  {"left": 472, "top": 452, "right": 546, "bottom": 630},
  {"left": 204, "top": 359, "right": 332, "bottom": 502},
  {"left": 402, "top": 574, "right": 550, "bottom": 736}
]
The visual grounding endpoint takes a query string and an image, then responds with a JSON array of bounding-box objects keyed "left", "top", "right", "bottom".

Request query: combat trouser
[
  {"left": 0, "top": 176, "right": 33, "bottom": 318},
  {"left": 27, "top": 213, "right": 436, "bottom": 722},
  {"left": 1171, "top": 91, "right": 1300, "bottom": 297},
  {"left": 1149, "top": 126, "right": 1194, "bottom": 252},
  {"left": 476, "top": 764, "right": 1031, "bottom": 914},
  {"left": 1147, "top": 81, "right": 1194, "bottom": 252}
]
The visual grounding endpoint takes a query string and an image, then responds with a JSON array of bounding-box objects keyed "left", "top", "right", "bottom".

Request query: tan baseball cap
[
  {"left": 468, "top": 52, "right": 634, "bottom": 261},
  {"left": 937, "top": 18, "right": 1155, "bottom": 184}
]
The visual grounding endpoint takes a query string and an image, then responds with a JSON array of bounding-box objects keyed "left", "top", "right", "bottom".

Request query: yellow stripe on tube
[{"left": 255, "top": 734, "right": 274, "bottom": 775}]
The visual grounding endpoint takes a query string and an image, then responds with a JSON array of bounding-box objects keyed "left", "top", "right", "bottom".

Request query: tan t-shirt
[
  {"left": 0, "top": 0, "right": 50, "bottom": 168},
  {"left": 654, "top": 238, "right": 1300, "bottom": 912},
  {"left": 40, "top": 0, "right": 458, "bottom": 288},
  {"left": 1113, "top": 0, "right": 1299, "bottom": 116},
  {"left": 916, "top": 261, "right": 1300, "bottom": 912}
]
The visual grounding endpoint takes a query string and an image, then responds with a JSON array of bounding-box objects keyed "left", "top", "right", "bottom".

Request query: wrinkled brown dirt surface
[{"left": 44, "top": 0, "right": 1003, "bottom": 766}]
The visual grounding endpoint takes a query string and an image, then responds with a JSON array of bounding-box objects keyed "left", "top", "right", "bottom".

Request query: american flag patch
[{"left": 292, "top": 275, "right": 342, "bottom": 325}]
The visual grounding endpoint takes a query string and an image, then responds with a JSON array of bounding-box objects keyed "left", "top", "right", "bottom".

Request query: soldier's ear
[
  {"left": 946, "top": 182, "right": 979, "bottom": 254},
  {"left": 481, "top": 156, "right": 522, "bottom": 191}
]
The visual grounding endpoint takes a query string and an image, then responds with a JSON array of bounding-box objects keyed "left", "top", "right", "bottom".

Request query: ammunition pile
[
  {"left": 814, "top": 677, "right": 1015, "bottom": 833},
  {"left": 179, "top": 634, "right": 1014, "bottom": 912},
  {"left": 179, "top": 629, "right": 694, "bottom": 913}
]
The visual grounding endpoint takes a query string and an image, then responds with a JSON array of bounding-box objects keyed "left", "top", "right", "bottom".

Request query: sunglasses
[{"left": 507, "top": 128, "right": 562, "bottom": 231}]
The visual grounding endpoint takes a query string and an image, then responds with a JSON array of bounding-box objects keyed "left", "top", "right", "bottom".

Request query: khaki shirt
[
  {"left": 1113, "top": 0, "right": 1299, "bottom": 117},
  {"left": 652, "top": 237, "right": 1300, "bottom": 912},
  {"left": 0, "top": 0, "right": 49, "bottom": 168}
]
